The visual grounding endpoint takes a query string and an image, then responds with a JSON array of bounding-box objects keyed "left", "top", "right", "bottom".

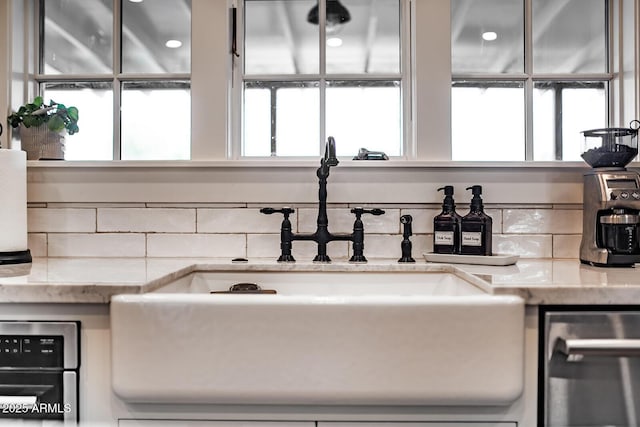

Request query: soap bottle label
[
  {"left": 461, "top": 232, "right": 482, "bottom": 247},
  {"left": 434, "top": 231, "right": 455, "bottom": 245}
]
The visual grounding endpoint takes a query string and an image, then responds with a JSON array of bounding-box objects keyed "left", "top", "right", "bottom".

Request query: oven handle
[{"left": 555, "top": 338, "right": 640, "bottom": 357}]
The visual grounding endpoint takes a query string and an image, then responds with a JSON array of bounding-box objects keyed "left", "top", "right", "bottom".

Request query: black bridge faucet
[{"left": 260, "top": 137, "right": 385, "bottom": 263}]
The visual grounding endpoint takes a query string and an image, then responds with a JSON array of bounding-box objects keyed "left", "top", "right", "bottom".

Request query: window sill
[
  {"left": 26, "top": 158, "right": 595, "bottom": 205},
  {"left": 26, "top": 159, "right": 594, "bottom": 169}
]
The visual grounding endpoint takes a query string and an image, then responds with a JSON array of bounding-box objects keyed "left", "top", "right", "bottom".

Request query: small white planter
[{"left": 19, "top": 124, "right": 65, "bottom": 160}]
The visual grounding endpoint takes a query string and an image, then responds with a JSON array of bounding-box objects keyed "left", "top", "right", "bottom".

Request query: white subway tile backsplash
[
  {"left": 356, "top": 234, "right": 406, "bottom": 260},
  {"left": 26, "top": 203, "right": 584, "bottom": 260},
  {"left": 359, "top": 234, "right": 429, "bottom": 261},
  {"left": 28, "top": 208, "right": 96, "bottom": 233},
  {"left": 147, "top": 234, "right": 246, "bottom": 258},
  {"left": 298, "top": 209, "right": 346, "bottom": 233},
  {"left": 247, "top": 234, "right": 281, "bottom": 259},
  {"left": 98, "top": 208, "right": 195, "bottom": 232},
  {"left": 147, "top": 203, "right": 246, "bottom": 208},
  {"left": 48, "top": 233, "right": 145, "bottom": 257},
  {"left": 485, "top": 209, "right": 503, "bottom": 234},
  {"left": 400, "top": 209, "right": 439, "bottom": 233},
  {"left": 361, "top": 209, "right": 400, "bottom": 233},
  {"left": 493, "top": 234, "right": 553, "bottom": 258},
  {"left": 553, "top": 234, "right": 582, "bottom": 259},
  {"left": 27, "top": 233, "right": 47, "bottom": 257},
  {"left": 48, "top": 203, "right": 146, "bottom": 208},
  {"left": 503, "top": 209, "right": 582, "bottom": 234},
  {"left": 198, "top": 208, "right": 287, "bottom": 233},
  {"left": 410, "top": 235, "right": 431, "bottom": 259}
]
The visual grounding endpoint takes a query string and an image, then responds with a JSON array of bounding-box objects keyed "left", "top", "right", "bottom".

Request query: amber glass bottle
[
  {"left": 460, "top": 185, "right": 493, "bottom": 256},
  {"left": 433, "top": 186, "right": 462, "bottom": 254}
]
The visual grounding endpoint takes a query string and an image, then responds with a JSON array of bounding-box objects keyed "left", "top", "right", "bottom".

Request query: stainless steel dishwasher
[{"left": 542, "top": 308, "right": 640, "bottom": 427}]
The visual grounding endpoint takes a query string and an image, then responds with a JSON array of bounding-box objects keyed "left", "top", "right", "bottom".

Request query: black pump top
[
  {"left": 438, "top": 185, "right": 454, "bottom": 196},
  {"left": 438, "top": 186, "right": 456, "bottom": 210},
  {"left": 466, "top": 185, "right": 484, "bottom": 210}
]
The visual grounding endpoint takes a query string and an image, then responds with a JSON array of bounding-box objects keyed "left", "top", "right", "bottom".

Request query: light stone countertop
[{"left": 0, "top": 257, "right": 640, "bottom": 305}]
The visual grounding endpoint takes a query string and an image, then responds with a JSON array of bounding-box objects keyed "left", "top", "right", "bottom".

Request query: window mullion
[
  {"left": 402, "top": 0, "right": 413, "bottom": 159},
  {"left": 524, "top": 0, "right": 534, "bottom": 161},
  {"left": 231, "top": 0, "right": 244, "bottom": 159},
  {"left": 319, "top": 0, "right": 327, "bottom": 154},
  {"left": 113, "top": 0, "right": 121, "bottom": 161}
]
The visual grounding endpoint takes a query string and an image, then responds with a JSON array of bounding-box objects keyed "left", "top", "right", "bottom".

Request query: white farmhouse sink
[{"left": 111, "top": 270, "right": 524, "bottom": 406}]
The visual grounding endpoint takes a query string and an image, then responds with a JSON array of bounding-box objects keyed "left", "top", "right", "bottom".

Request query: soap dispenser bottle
[
  {"left": 460, "top": 185, "right": 493, "bottom": 256},
  {"left": 433, "top": 186, "right": 462, "bottom": 254}
]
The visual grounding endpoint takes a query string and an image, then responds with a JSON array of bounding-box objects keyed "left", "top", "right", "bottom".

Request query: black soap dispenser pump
[
  {"left": 460, "top": 185, "right": 493, "bottom": 256},
  {"left": 433, "top": 186, "right": 462, "bottom": 254}
]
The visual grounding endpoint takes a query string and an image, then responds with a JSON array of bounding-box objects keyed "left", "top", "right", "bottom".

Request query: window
[
  {"left": 236, "top": 0, "right": 408, "bottom": 158},
  {"left": 451, "top": 0, "right": 609, "bottom": 161},
  {"left": 15, "top": 0, "right": 632, "bottom": 164},
  {"left": 38, "top": 0, "right": 191, "bottom": 160}
]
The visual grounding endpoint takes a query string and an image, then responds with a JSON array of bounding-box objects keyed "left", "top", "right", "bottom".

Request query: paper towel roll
[{"left": 0, "top": 149, "right": 28, "bottom": 252}]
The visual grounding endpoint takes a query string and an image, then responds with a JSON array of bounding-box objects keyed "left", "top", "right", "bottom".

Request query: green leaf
[
  {"left": 33, "top": 96, "right": 43, "bottom": 108},
  {"left": 48, "top": 116, "right": 65, "bottom": 132},
  {"left": 67, "top": 107, "right": 79, "bottom": 121},
  {"left": 22, "top": 116, "right": 39, "bottom": 127}
]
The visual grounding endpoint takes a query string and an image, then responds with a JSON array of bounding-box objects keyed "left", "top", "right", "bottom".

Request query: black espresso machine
[{"left": 579, "top": 121, "right": 640, "bottom": 266}]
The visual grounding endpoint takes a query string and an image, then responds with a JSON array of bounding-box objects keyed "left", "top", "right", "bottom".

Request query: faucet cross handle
[
  {"left": 260, "top": 207, "right": 295, "bottom": 218},
  {"left": 350, "top": 207, "right": 385, "bottom": 218},
  {"left": 348, "top": 207, "right": 385, "bottom": 264},
  {"left": 260, "top": 207, "right": 296, "bottom": 263}
]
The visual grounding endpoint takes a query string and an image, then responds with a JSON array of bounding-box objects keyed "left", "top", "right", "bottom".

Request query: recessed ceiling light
[
  {"left": 482, "top": 31, "right": 498, "bottom": 41},
  {"left": 165, "top": 40, "right": 182, "bottom": 48},
  {"left": 129, "top": 0, "right": 143, "bottom": 3},
  {"left": 327, "top": 37, "right": 343, "bottom": 47}
]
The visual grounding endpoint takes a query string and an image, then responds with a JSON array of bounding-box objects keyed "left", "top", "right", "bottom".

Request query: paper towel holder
[
  {"left": 0, "top": 250, "right": 32, "bottom": 265},
  {"left": 0, "top": 138, "right": 32, "bottom": 264}
]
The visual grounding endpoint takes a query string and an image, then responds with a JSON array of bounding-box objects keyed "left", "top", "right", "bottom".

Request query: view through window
[
  {"left": 241, "top": 0, "right": 405, "bottom": 158},
  {"left": 451, "top": 0, "right": 609, "bottom": 161},
  {"left": 39, "top": 0, "right": 191, "bottom": 160}
]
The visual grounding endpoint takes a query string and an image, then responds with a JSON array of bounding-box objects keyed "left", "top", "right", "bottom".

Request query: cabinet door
[
  {"left": 318, "top": 423, "right": 516, "bottom": 427},
  {"left": 120, "top": 421, "right": 314, "bottom": 427}
]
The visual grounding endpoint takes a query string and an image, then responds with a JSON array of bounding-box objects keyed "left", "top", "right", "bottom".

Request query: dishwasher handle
[{"left": 555, "top": 337, "right": 640, "bottom": 358}]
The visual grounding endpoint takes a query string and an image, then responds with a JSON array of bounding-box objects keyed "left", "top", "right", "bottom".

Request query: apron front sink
[{"left": 111, "top": 270, "right": 524, "bottom": 406}]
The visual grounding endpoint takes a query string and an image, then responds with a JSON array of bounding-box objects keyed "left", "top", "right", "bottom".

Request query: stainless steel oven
[
  {"left": 542, "top": 308, "right": 640, "bottom": 427},
  {"left": 0, "top": 321, "right": 79, "bottom": 425}
]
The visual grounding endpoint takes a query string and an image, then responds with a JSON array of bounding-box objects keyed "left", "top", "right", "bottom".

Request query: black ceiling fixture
[{"left": 307, "top": 0, "right": 351, "bottom": 27}]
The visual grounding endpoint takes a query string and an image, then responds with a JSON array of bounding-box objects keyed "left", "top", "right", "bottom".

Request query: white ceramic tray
[{"left": 423, "top": 252, "right": 519, "bottom": 266}]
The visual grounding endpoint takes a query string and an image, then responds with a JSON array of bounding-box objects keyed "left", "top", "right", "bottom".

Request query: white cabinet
[{"left": 119, "top": 422, "right": 313, "bottom": 427}]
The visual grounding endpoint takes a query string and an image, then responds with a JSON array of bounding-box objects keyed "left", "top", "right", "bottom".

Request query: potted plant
[{"left": 7, "top": 96, "right": 79, "bottom": 160}]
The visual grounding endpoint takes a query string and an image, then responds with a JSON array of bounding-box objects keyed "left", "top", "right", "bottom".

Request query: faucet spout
[{"left": 319, "top": 136, "right": 339, "bottom": 177}]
